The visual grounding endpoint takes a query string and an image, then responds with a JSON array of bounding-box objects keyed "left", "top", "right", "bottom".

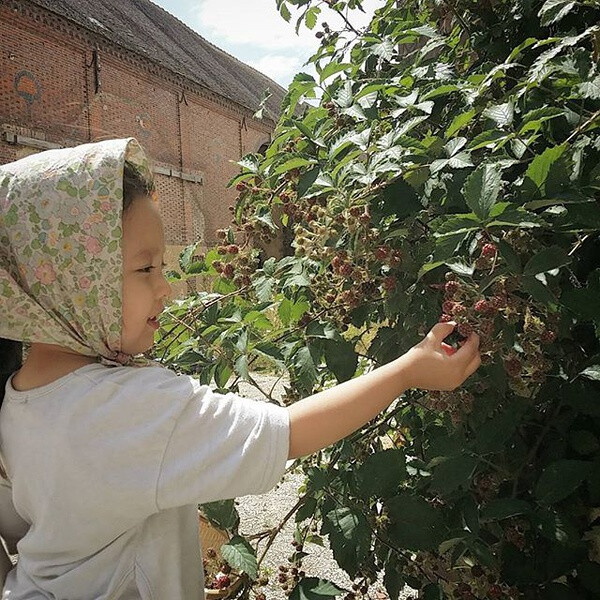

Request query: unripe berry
[
  {"left": 217, "top": 245, "right": 227, "bottom": 255},
  {"left": 223, "top": 263, "right": 234, "bottom": 278},
  {"left": 457, "top": 322, "right": 473, "bottom": 337},
  {"left": 235, "top": 182, "right": 247, "bottom": 192},
  {"left": 442, "top": 300, "right": 456, "bottom": 314},
  {"left": 215, "top": 575, "right": 231, "bottom": 589},
  {"left": 226, "top": 244, "right": 239, "bottom": 255},
  {"left": 504, "top": 357, "right": 521, "bottom": 377},
  {"left": 439, "top": 314, "right": 453, "bottom": 323}
]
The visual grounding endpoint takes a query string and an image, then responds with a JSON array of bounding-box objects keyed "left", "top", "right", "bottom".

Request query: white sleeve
[{"left": 155, "top": 382, "right": 289, "bottom": 510}]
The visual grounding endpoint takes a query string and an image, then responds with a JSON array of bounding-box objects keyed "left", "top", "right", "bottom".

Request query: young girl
[{"left": 0, "top": 138, "right": 480, "bottom": 599}]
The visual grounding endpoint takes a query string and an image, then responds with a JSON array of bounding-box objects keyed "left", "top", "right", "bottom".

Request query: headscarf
[{"left": 0, "top": 138, "right": 157, "bottom": 368}]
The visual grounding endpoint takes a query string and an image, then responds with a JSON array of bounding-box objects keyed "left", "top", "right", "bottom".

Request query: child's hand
[{"left": 402, "top": 322, "right": 480, "bottom": 391}]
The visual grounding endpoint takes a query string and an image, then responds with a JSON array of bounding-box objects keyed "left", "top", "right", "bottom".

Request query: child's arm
[{"left": 287, "top": 322, "right": 480, "bottom": 459}]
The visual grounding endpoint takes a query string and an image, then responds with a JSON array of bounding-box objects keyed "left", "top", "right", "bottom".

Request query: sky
[{"left": 151, "top": 0, "right": 382, "bottom": 89}]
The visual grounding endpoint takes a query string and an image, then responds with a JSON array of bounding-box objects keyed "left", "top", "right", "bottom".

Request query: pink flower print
[
  {"left": 100, "top": 201, "right": 111, "bottom": 213},
  {"left": 79, "top": 276, "right": 91, "bottom": 290},
  {"left": 70, "top": 206, "right": 80, "bottom": 217},
  {"left": 34, "top": 262, "right": 57, "bottom": 285},
  {"left": 83, "top": 235, "right": 102, "bottom": 255}
]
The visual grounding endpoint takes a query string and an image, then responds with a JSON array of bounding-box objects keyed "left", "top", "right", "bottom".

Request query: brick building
[{"left": 0, "top": 0, "right": 286, "bottom": 295}]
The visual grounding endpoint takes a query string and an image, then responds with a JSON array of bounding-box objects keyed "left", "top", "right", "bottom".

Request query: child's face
[{"left": 121, "top": 195, "right": 171, "bottom": 355}]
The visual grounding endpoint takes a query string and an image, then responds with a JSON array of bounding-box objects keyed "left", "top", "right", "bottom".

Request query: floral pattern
[{"left": 0, "top": 138, "right": 155, "bottom": 367}]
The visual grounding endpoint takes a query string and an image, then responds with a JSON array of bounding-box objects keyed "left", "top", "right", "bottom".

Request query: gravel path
[{"left": 232, "top": 374, "right": 412, "bottom": 600}]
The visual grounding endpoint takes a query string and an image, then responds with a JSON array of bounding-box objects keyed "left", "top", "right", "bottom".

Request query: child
[{"left": 0, "top": 139, "right": 480, "bottom": 599}]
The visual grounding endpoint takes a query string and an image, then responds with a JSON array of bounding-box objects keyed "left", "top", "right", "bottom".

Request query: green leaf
[
  {"left": 475, "top": 402, "right": 525, "bottom": 453},
  {"left": 462, "top": 163, "right": 502, "bottom": 220},
  {"left": 324, "top": 339, "right": 358, "bottom": 383},
  {"left": 306, "top": 320, "right": 340, "bottom": 340},
  {"left": 522, "top": 144, "right": 568, "bottom": 199},
  {"left": 297, "top": 166, "right": 320, "bottom": 199},
  {"left": 523, "top": 246, "right": 570, "bottom": 275},
  {"left": 483, "top": 101, "right": 514, "bottom": 128},
  {"left": 273, "top": 157, "right": 315, "bottom": 176},
  {"left": 355, "top": 450, "right": 406, "bottom": 499},
  {"left": 289, "top": 578, "right": 346, "bottom": 600},
  {"left": 322, "top": 508, "right": 371, "bottom": 577},
  {"left": 445, "top": 109, "right": 476, "bottom": 138},
  {"left": 319, "top": 62, "right": 353, "bottom": 83},
  {"left": 200, "top": 499, "right": 240, "bottom": 531},
  {"left": 293, "top": 345, "right": 319, "bottom": 393},
  {"left": 279, "top": 298, "right": 310, "bottom": 327},
  {"left": 481, "top": 499, "right": 532, "bottom": 522},
  {"left": 538, "top": 0, "right": 577, "bottom": 26},
  {"left": 576, "top": 76, "right": 600, "bottom": 100},
  {"left": 430, "top": 455, "right": 478, "bottom": 495},
  {"left": 304, "top": 6, "right": 320, "bottom": 29},
  {"left": 535, "top": 460, "right": 592, "bottom": 504},
  {"left": 580, "top": 365, "right": 600, "bottom": 381},
  {"left": 221, "top": 535, "right": 258, "bottom": 579},
  {"left": 214, "top": 360, "right": 232, "bottom": 388},
  {"left": 386, "top": 494, "right": 445, "bottom": 550}
]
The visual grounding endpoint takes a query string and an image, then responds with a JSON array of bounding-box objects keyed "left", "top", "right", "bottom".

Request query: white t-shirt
[{"left": 0, "top": 363, "right": 290, "bottom": 599}]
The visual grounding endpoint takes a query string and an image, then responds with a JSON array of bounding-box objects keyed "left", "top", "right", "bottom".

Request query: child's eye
[{"left": 139, "top": 263, "right": 167, "bottom": 273}]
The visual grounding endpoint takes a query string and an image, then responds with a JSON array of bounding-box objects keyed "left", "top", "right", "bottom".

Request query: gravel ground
[{"left": 232, "top": 374, "right": 412, "bottom": 600}]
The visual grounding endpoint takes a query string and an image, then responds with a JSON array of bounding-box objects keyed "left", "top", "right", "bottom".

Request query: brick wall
[{"left": 0, "top": 1, "right": 276, "bottom": 296}]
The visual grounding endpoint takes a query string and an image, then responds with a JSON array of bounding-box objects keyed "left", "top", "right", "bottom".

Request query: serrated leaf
[
  {"left": 289, "top": 578, "right": 346, "bottom": 600},
  {"left": 522, "top": 144, "right": 567, "bottom": 198},
  {"left": 523, "top": 246, "right": 570, "bottom": 275},
  {"left": 304, "top": 6, "right": 320, "bottom": 29},
  {"left": 462, "top": 163, "right": 502, "bottom": 220},
  {"left": 355, "top": 450, "right": 406, "bottom": 499},
  {"left": 386, "top": 494, "right": 445, "bottom": 550},
  {"left": 535, "top": 460, "right": 592, "bottom": 504},
  {"left": 322, "top": 508, "right": 371, "bottom": 577},
  {"left": 221, "top": 535, "right": 258, "bottom": 579},
  {"left": 293, "top": 345, "right": 319, "bottom": 392},
  {"left": 324, "top": 339, "right": 357, "bottom": 383},
  {"left": 371, "top": 38, "right": 395, "bottom": 61},
  {"left": 445, "top": 109, "right": 477, "bottom": 138},
  {"left": 538, "top": 0, "right": 577, "bottom": 26},
  {"left": 576, "top": 76, "right": 600, "bottom": 100},
  {"left": 580, "top": 366, "right": 600, "bottom": 381},
  {"left": 481, "top": 499, "right": 532, "bottom": 522},
  {"left": 201, "top": 499, "right": 240, "bottom": 531},
  {"left": 483, "top": 102, "right": 514, "bottom": 128},
  {"left": 430, "top": 455, "right": 477, "bottom": 495}
]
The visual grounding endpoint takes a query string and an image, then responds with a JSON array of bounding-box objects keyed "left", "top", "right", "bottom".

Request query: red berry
[
  {"left": 349, "top": 206, "right": 362, "bottom": 217},
  {"left": 442, "top": 300, "right": 455, "bottom": 314},
  {"left": 224, "top": 264, "right": 234, "bottom": 278},
  {"left": 444, "top": 280, "right": 460, "bottom": 296},
  {"left": 439, "top": 314, "right": 453, "bottom": 322},
  {"left": 474, "top": 299, "right": 490, "bottom": 313},
  {"left": 457, "top": 322, "right": 473, "bottom": 337},
  {"left": 213, "top": 261, "right": 223, "bottom": 273},
  {"left": 482, "top": 243, "right": 497, "bottom": 258},
  {"left": 226, "top": 244, "right": 239, "bottom": 254},
  {"left": 504, "top": 357, "right": 521, "bottom": 377},
  {"left": 374, "top": 246, "right": 390, "bottom": 261},
  {"left": 383, "top": 276, "right": 396, "bottom": 292},
  {"left": 541, "top": 329, "right": 556, "bottom": 344},
  {"left": 488, "top": 584, "right": 502, "bottom": 598},
  {"left": 235, "top": 182, "right": 247, "bottom": 192},
  {"left": 340, "top": 263, "right": 353, "bottom": 278},
  {"left": 389, "top": 249, "right": 402, "bottom": 266},
  {"left": 215, "top": 575, "right": 231, "bottom": 589}
]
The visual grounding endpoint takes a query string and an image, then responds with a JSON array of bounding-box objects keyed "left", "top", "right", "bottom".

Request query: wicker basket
[{"left": 199, "top": 513, "right": 243, "bottom": 599}]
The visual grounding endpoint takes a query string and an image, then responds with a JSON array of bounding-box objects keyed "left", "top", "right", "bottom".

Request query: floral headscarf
[{"left": 0, "top": 138, "right": 156, "bottom": 367}]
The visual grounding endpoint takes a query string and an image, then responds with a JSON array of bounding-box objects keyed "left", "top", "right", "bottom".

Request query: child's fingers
[
  {"left": 464, "top": 352, "right": 482, "bottom": 379},
  {"left": 429, "top": 321, "right": 456, "bottom": 342},
  {"left": 441, "top": 342, "right": 457, "bottom": 356},
  {"left": 452, "top": 333, "right": 480, "bottom": 362}
]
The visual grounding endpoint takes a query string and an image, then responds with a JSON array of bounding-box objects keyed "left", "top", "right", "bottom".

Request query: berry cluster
[
  {"left": 422, "top": 389, "right": 475, "bottom": 425},
  {"left": 439, "top": 262, "right": 558, "bottom": 398},
  {"left": 404, "top": 552, "right": 520, "bottom": 599},
  {"left": 203, "top": 547, "right": 236, "bottom": 591},
  {"left": 213, "top": 228, "right": 258, "bottom": 288}
]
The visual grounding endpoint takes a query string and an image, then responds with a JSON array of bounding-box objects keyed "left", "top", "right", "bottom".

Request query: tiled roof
[{"left": 28, "top": 0, "right": 286, "bottom": 122}]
